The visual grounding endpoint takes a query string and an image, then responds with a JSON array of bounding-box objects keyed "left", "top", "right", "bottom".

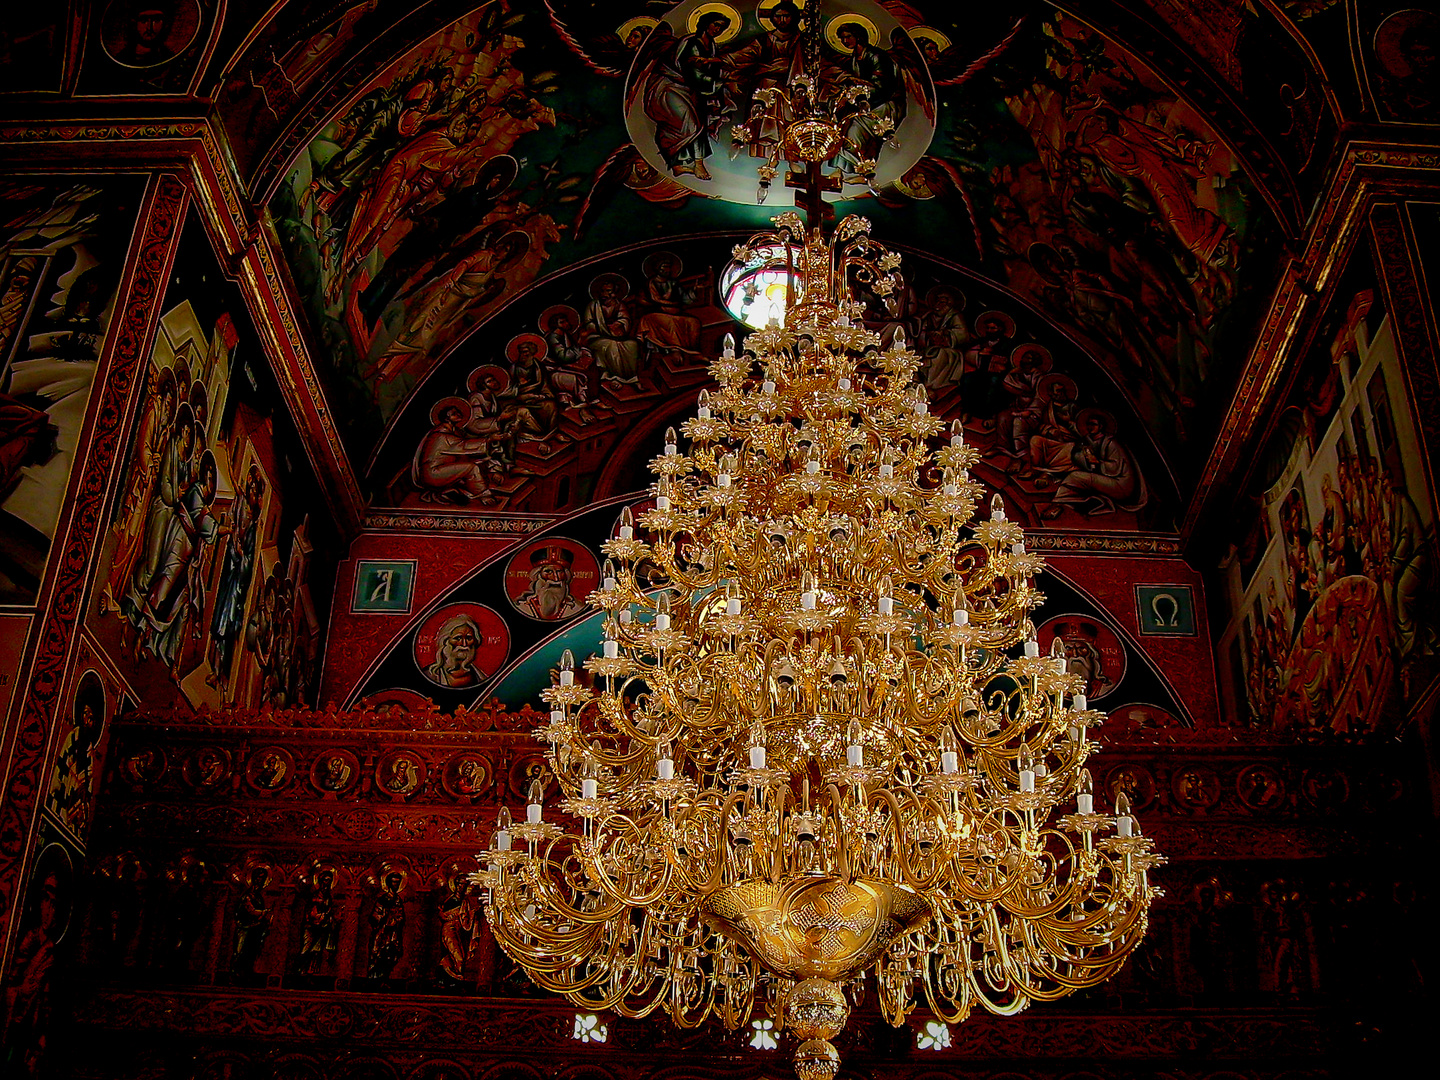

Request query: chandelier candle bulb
[
  {"left": 1024, "top": 639, "right": 1041, "bottom": 659},
  {"left": 950, "top": 420, "right": 965, "bottom": 448},
  {"left": 665, "top": 427, "right": 678, "bottom": 455},
  {"left": 603, "top": 639, "right": 619, "bottom": 659},
  {"left": 750, "top": 744, "right": 767, "bottom": 769},
  {"left": 1077, "top": 769, "right": 1095, "bottom": 815},
  {"left": 723, "top": 334, "right": 735, "bottom": 359},
  {"left": 697, "top": 390, "right": 712, "bottom": 419},
  {"left": 559, "top": 650, "right": 575, "bottom": 686},
  {"left": 619, "top": 507, "right": 634, "bottom": 541},
  {"left": 493, "top": 806, "right": 512, "bottom": 852}
]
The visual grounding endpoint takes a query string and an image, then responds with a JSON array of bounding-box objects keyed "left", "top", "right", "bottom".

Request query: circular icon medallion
[
  {"left": 414, "top": 603, "right": 510, "bottom": 689},
  {"left": 504, "top": 537, "right": 599, "bottom": 622}
]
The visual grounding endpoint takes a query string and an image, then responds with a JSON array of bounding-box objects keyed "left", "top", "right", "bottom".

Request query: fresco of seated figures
[
  {"left": 1215, "top": 249, "right": 1439, "bottom": 740},
  {"left": 263, "top": 0, "right": 1296, "bottom": 496},
  {"left": 369, "top": 236, "right": 1174, "bottom": 530}
]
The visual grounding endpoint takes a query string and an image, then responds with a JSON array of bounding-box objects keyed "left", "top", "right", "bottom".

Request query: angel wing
[
  {"left": 542, "top": 0, "right": 636, "bottom": 79},
  {"left": 573, "top": 144, "right": 644, "bottom": 239},
  {"left": 931, "top": 16, "right": 1028, "bottom": 88},
  {"left": 572, "top": 143, "right": 691, "bottom": 239},
  {"left": 624, "top": 21, "right": 678, "bottom": 112},
  {"left": 888, "top": 28, "right": 935, "bottom": 123},
  {"left": 881, "top": 155, "right": 984, "bottom": 260}
]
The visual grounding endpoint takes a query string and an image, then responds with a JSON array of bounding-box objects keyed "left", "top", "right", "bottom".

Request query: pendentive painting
[
  {"left": 1216, "top": 249, "right": 1438, "bottom": 739},
  {"left": 89, "top": 211, "right": 336, "bottom": 711},
  {"left": 269, "top": 2, "right": 565, "bottom": 458},
  {"left": 1, "top": 177, "right": 143, "bottom": 604}
]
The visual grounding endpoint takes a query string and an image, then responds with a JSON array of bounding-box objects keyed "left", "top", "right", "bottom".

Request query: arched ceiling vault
[
  {"left": 21, "top": 0, "right": 1357, "bottom": 531},
  {"left": 209, "top": 0, "right": 1347, "bottom": 530}
]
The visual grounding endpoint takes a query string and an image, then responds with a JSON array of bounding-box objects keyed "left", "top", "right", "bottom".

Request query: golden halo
[
  {"left": 826, "top": 14, "right": 879, "bottom": 53},
  {"left": 909, "top": 25, "right": 952, "bottom": 53},
  {"left": 688, "top": 3, "right": 742, "bottom": 43},
  {"left": 758, "top": 0, "right": 807, "bottom": 32},
  {"left": 617, "top": 16, "right": 658, "bottom": 45}
]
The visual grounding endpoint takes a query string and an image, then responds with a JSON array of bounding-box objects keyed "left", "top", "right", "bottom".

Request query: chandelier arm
[
  {"left": 765, "top": 782, "right": 793, "bottom": 883},
  {"left": 867, "top": 786, "right": 942, "bottom": 892},
  {"left": 579, "top": 816, "right": 677, "bottom": 909},
  {"left": 705, "top": 787, "right": 751, "bottom": 891}
]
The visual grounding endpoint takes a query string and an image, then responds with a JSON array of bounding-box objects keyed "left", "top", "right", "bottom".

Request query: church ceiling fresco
[
  {"left": 368, "top": 235, "right": 1176, "bottom": 530},
  {"left": 253, "top": 0, "right": 1336, "bottom": 502}
]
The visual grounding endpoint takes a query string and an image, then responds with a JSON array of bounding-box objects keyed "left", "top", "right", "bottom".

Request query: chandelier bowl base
[{"left": 701, "top": 875, "right": 932, "bottom": 982}]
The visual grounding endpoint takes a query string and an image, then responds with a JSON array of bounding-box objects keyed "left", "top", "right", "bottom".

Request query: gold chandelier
[{"left": 475, "top": 211, "right": 1162, "bottom": 1075}]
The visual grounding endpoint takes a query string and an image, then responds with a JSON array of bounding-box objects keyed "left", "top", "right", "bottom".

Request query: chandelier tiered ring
[{"left": 476, "top": 212, "right": 1163, "bottom": 1077}]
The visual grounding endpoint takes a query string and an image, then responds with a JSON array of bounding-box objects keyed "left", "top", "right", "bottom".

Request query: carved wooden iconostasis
[{"left": 0, "top": 1, "right": 1437, "bottom": 1078}]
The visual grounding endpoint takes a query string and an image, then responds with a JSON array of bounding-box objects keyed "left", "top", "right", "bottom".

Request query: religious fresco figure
[
  {"left": 337, "top": 111, "right": 482, "bottom": 286},
  {"left": 994, "top": 347, "right": 1054, "bottom": 462},
  {"left": 635, "top": 13, "right": 734, "bottom": 180},
  {"left": 104, "top": 0, "right": 183, "bottom": 68},
  {"left": 104, "top": 365, "right": 177, "bottom": 610},
  {"left": 726, "top": 2, "right": 806, "bottom": 136},
  {"left": 1278, "top": 487, "right": 1320, "bottom": 631},
  {"left": 47, "top": 679, "right": 105, "bottom": 839},
  {"left": 584, "top": 274, "right": 643, "bottom": 386},
  {"left": 412, "top": 398, "right": 500, "bottom": 506},
  {"left": 831, "top": 21, "right": 906, "bottom": 167},
  {"left": 358, "top": 155, "right": 520, "bottom": 329},
  {"left": 1379, "top": 463, "right": 1437, "bottom": 671},
  {"left": 513, "top": 545, "right": 584, "bottom": 622},
  {"left": 121, "top": 446, "right": 228, "bottom": 675},
  {"left": 423, "top": 613, "right": 489, "bottom": 688},
  {"left": 637, "top": 252, "right": 701, "bottom": 360},
  {"left": 437, "top": 871, "right": 478, "bottom": 982},
  {"left": 1049, "top": 410, "right": 1148, "bottom": 517},
  {"left": 375, "top": 231, "right": 533, "bottom": 384},
  {"left": 916, "top": 286, "right": 971, "bottom": 390},
  {"left": 1, "top": 846, "right": 71, "bottom": 1074},
  {"left": 539, "top": 306, "right": 597, "bottom": 415},
  {"left": 119, "top": 402, "right": 195, "bottom": 652}
]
